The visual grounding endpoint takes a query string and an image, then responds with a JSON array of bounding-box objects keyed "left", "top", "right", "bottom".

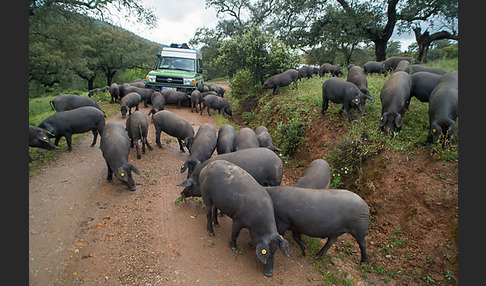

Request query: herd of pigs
[
  {"left": 264, "top": 56, "right": 458, "bottom": 147},
  {"left": 28, "top": 55, "right": 457, "bottom": 277}
]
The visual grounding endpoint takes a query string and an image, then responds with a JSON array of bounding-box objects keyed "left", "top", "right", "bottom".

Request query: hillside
[{"left": 229, "top": 64, "right": 458, "bottom": 285}]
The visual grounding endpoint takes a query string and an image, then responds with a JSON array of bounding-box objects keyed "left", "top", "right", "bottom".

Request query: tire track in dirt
[{"left": 29, "top": 98, "right": 323, "bottom": 285}]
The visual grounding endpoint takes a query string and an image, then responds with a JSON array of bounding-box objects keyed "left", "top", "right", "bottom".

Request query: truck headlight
[
  {"left": 183, "top": 78, "right": 195, "bottom": 85},
  {"left": 147, "top": 75, "right": 156, "bottom": 82}
]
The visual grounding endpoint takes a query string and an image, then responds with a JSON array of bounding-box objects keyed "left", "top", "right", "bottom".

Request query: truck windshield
[{"left": 159, "top": 57, "right": 195, "bottom": 72}]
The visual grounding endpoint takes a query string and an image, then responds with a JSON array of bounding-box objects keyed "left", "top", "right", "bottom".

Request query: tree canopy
[
  {"left": 200, "top": 0, "right": 458, "bottom": 62},
  {"left": 29, "top": 0, "right": 161, "bottom": 97}
]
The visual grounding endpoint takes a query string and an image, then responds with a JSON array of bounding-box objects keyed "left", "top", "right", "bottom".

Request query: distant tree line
[
  {"left": 191, "top": 0, "right": 458, "bottom": 81},
  {"left": 29, "top": 0, "right": 160, "bottom": 97}
]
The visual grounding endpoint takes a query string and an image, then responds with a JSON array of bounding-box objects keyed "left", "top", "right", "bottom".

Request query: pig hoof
[
  {"left": 209, "top": 232, "right": 214, "bottom": 237},
  {"left": 264, "top": 272, "right": 274, "bottom": 277}
]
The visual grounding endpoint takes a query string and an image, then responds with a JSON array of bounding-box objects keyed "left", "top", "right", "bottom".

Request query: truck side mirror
[{"left": 198, "top": 68, "right": 203, "bottom": 73}]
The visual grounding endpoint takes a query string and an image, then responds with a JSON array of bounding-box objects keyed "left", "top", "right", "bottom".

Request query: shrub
[
  {"left": 230, "top": 69, "right": 254, "bottom": 100},
  {"left": 275, "top": 118, "right": 305, "bottom": 154}
]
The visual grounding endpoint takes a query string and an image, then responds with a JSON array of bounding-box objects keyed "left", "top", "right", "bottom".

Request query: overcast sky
[
  {"left": 115, "top": 0, "right": 415, "bottom": 51},
  {"left": 114, "top": 0, "right": 219, "bottom": 47}
]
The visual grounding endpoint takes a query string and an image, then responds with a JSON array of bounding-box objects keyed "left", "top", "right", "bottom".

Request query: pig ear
[
  {"left": 365, "top": 90, "right": 373, "bottom": 100},
  {"left": 128, "top": 163, "right": 140, "bottom": 175},
  {"left": 277, "top": 235, "right": 291, "bottom": 258},
  {"left": 177, "top": 178, "right": 193, "bottom": 187},
  {"left": 379, "top": 112, "right": 388, "bottom": 127},
  {"left": 42, "top": 129, "right": 55, "bottom": 138},
  {"left": 395, "top": 113, "right": 403, "bottom": 128},
  {"left": 256, "top": 243, "right": 269, "bottom": 265}
]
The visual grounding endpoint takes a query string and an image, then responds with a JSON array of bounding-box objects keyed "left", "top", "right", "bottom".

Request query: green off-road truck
[{"left": 145, "top": 43, "right": 203, "bottom": 93}]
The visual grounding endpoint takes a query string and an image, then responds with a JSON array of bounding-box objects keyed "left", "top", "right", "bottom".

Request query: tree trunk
[
  {"left": 373, "top": 0, "right": 399, "bottom": 61},
  {"left": 374, "top": 39, "right": 388, "bottom": 62},
  {"left": 105, "top": 70, "right": 117, "bottom": 86},
  {"left": 87, "top": 78, "right": 95, "bottom": 91},
  {"left": 413, "top": 27, "right": 458, "bottom": 63}
]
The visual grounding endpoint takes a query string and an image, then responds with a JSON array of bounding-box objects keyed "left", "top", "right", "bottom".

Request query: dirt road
[{"left": 29, "top": 102, "right": 323, "bottom": 285}]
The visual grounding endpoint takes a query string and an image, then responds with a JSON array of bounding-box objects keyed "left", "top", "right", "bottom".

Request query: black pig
[
  {"left": 179, "top": 148, "right": 283, "bottom": 198},
  {"left": 216, "top": 124, "right": 236, "bottom": 155},
  {"left": 152, "top": 110, "right": 194, "bottom": 152},
  {"left": 120, "top": 92, "right": 141, "bottom": 118},
  {"left": 148, "top": 91, "right": 166, "bottom": 116},
  {"left": 363, "top": 61, "right": 385, "bottom": 75},
  {"left": 424, "top": 71, "right": 458, "bottom": 148},
  {"left": 199, "top": 160, "right": 291, "bottom": 277},
  {"left": 29, "top": 125, "right": 58, "bottom": 162},
  {"left": 234, "top": 127, "right": 259, "bottom": 151},
  {"left": 263, "top": 69, "right": 299, "bottom": 95},
  {"left": 100, "top": 122, "right": 140, "bottom": 191},
  {"left": 200, "top": 94, "right": 232, "bottom": 117},
  {"left": 50, "top": 94, "right": 103, "bottom": 112},
  {"left": 254, "top": 126, "right": 281, "bottom": 152},
  {"left": 126, "top": 111, "right": 152, "bottom": 159},
  {"left": 410, "top": 72, "right": 442, "bottom": 103},
  {"left": 162, "top": 90, "right": 191, "bottom": 109},
  {"left": 293, "top": 159, "right": 331, "bottom": 189},
  {"left": 379, "top": 71, "right": 412, "bottom": 134},
  {"left": 38, "top": 106, "right": 105, "bottom": 151},
  {"left": 265, "top": 186, "right": 369, "bottom": 265},
  {"left": 181, "top": 123, "right": 217, "bottom": 175},
  {"left": 321, "top": 77, "right": 373, "bottom": 121}
]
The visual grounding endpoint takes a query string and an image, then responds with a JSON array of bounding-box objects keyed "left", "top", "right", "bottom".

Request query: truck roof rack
[{"left": 170, "top": 43, "right": 190, "bottom": 49}]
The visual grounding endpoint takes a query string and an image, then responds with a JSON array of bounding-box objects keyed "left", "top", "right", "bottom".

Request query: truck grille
[{"left": 156, "top": 76, "right": 184, "bottom": 84}]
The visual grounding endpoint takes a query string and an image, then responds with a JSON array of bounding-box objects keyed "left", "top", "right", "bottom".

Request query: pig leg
[
  {"left": 314, "top": 236, "right": 338, "bottom": 259},
  {"left": 229, "top": 220, "right": 243, "bottom": 251},
  {"left": 141, "top": 138, "right": 146, "bottom": 154},
  {"left": 345, "top": 106, "right": 354, "bottom": 122},
  {"left": 135, "top": 140, "right": 141, "bottom": 159},
  {"left": 321, "top": 98, "right": 329, "bottom": 115},
  {"left": 274, "top": 86, "right": 280, "bottom": 95},
  {"left": 211, "top": 206, "right": 220, "bottom": 228},
  {"left": 354, "top": 234, "right": 368, "bottom": 265},
  {"left": 54, "top": 136, "right": 62, "bottom": 146},
  {"left": 90, "top": 129, "right": 98, "bottom": 147},
  {"left": 204, "top": 198, "right": 215, "bottom": 236},
  {"left": 292, "top": 231, "right": 307, "bottom": 256},
  {"left": 65, "top": 134, "right": 73, "bottom": 151},
  {"left": 200, "top": 103, "right": 205, "bottom": 115},
  {"left": 155, "top": 129, "right": 162, "bottom": 148},
  {"left": 145, "top": 136, "right": 153, "bottom": 150},
  {"left": 106, "top": 163, "right": 113, "bottom": 183}
]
